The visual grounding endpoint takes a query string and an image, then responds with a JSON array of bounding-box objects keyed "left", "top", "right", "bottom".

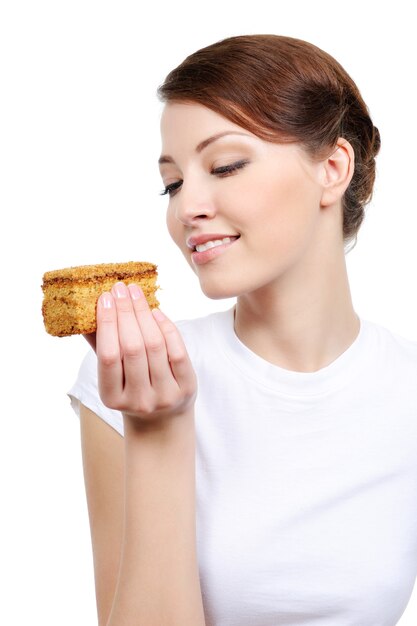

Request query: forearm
[{"left": 106, "top": 411, "right": 206, "bottom": 626}]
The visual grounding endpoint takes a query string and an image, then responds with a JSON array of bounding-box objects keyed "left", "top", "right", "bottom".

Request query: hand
[{"left": 85, "top": 282, "right": 197, "bottom": 426}]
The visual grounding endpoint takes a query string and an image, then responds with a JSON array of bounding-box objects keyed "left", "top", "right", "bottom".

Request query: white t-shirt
[{"left": 68, "top": 306, "right": 417, "bottom": 626}]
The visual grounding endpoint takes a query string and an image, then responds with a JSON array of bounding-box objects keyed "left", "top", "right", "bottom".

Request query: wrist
[{"left": 122, "top": 407, "right": 195, "bottom": 439}]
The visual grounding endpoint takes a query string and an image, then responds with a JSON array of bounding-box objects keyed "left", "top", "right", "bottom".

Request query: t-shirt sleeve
[{"left": 67, "top": 349, "right": 124, "bottom": 436}]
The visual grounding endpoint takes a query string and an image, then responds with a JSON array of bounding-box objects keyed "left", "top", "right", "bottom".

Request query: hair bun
[{"left": 372, "top": 125, "right": 381, "bottom": 157}]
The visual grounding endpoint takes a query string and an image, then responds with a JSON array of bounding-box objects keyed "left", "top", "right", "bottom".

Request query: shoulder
[
  {"left": 370, "top": 318, "right": 417, "bottom": 353},
  {"left": 174, "top": 306, "right": 232, "bottom": 333},
  {"left": 68, "top": 348, "right": 124, "bottom": 436},
  {"left": 173, "top": 306, "right": 234, "bottom": 355},
  {"left": 365, "top": 317, "right": 417, "bottom": 373}
]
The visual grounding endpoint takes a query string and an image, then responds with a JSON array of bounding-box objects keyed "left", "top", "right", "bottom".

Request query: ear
[{"left": 319, "top": 139, "right": 355, "bottom": 208}]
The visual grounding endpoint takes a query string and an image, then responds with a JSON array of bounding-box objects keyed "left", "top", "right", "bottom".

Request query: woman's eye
[
  {"left": 159, "top": 160, "right": 249, "bottom": 197},
  {"left": 212, "top": 159, "right": 249, "bottom": 176},
  {"left": 159, "top": 180, "right": 182, "bottom": 197}
]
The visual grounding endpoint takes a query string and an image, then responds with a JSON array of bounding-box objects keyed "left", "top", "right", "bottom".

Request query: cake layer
[{"left": 42, "top": 261, "right": 159, "bottom": 337}]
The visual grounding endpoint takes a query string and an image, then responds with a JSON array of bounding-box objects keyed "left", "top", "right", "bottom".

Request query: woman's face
[{"left": 159, "top": 102, "right": 333, "bottom": 300}]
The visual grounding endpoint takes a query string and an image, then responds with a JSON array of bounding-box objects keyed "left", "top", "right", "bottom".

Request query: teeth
[{"left": 195, "top": 237, "right": 232, "bottom": 253}]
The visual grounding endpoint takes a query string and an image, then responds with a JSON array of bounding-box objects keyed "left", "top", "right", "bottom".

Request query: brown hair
[{"left": 157, "top": 34, "right": 381, "bottom": 250}]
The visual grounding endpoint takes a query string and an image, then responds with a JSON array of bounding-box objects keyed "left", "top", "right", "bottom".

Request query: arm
[
  {"left": 109, "top": 409, "right": 203, "bottom": 626},
  {"left": 79, "top": 404, "right": 124, "bottom": 626},
  {"left": 89, "top": 282, "right": 205, "bottom": 626}
]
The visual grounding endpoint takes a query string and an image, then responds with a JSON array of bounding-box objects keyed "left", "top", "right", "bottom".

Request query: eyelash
[{"left": 159, "top": 159, "right": 250, "bottom": 197}]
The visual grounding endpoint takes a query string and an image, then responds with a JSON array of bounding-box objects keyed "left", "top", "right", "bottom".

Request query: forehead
[
  {"left": 158, "top": 101, "right": 312, "bottom": 170},
  {"left": 160, "top": 102, "right": 254, "bottom": 147}
]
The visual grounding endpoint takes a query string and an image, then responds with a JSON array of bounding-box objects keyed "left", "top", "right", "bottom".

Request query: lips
[{"left": 190, "top": 235, "right": 240, "bottom": 265}]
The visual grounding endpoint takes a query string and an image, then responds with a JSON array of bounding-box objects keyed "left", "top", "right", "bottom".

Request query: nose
[{"left": 173, "top": 179, "right": 216, "bottom": 225}]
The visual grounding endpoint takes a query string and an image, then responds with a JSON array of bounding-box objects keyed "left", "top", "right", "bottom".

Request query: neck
[{"left": 234, "top": 245, "right": 359, "bottom": 374}]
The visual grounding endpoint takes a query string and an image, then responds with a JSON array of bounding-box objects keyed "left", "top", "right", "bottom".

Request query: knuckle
[
  {"left": 146, "top": 338, "right": 165, "bottom": 353},
  {"left": 99, "top": 351, "right": 120, "bottom": 367},
  {"left": 169, "top": 350, "right": 187, "bottom": 364},
  {"left": 157, "top": 394, "right": 177, "bottom": 411},
  {"left": 130, "top": 392, "right": 156, "bottom": 415},
  {"left": 182, "top": 385, "right": 196, "bottom": 400},
  {"left": 186, "top": 388, "right": 198, "bottom": 402},
  {"left": 99, "top": 391, "right": 121, "bottom": 411},
  {"left": 135, "top": 400, "right": 154, "bottom": 414},
  {"left": 122, "top": 342, "right": 143, "bottom": 359}
]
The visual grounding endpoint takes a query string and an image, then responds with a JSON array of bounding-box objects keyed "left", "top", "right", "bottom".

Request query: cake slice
[{"left": 42, "top": 261, "right": 159, "bottom": 337}]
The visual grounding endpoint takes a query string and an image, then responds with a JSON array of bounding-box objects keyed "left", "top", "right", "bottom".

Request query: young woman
[{"left": 69, "top": 34, "right": 417, "bottom": 626}]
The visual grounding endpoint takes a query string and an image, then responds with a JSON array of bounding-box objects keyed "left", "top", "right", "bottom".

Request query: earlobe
[{"left": 320, "top": 139, "right": 355, "bottom": 208}]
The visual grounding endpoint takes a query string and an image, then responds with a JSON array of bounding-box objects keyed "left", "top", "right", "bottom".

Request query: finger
[
  {"left": 111, "top": 282, "right": 151, "bottom": 392},
  {"left": 151, "top": 308, "right": 196, "bottom": 392},
  {"left": 96, "top": 292, "right": 124, "bottom": 402},
  {"left": 128, "top": 283, "right": 173, "bottom": 390}
]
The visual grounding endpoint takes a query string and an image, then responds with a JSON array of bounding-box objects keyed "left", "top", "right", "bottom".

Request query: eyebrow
[{"left": 158, "top": 131, "right": 251, "bottom": 166}]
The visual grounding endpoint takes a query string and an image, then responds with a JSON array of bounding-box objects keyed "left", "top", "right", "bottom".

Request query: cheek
[
  {"left": 166, "top": 210, "right": 181, "bottom": 245},
  {"left": 247, "top": 173, "right": 320, "bottom": 253},
  {"left": 275, "top": 170, "right": 318, "bottom": 220}
]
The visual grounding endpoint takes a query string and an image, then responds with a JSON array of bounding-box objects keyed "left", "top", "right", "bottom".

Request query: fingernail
[
  {"left": 113, "top": 282, "right": 127, "bottom": 298},
  {"left": 128, "top": 283, "right": 143, "bottom": 300},
  {"left": 100, "top": 292, "right": 113, "bottom": 308}
]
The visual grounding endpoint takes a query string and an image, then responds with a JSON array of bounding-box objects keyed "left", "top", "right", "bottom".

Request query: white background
[{"left": 1, "top": 0, "right": 416, "bottom": 623}]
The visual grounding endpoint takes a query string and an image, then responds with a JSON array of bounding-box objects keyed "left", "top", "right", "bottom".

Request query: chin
[{"left": 198, "top": 279, "right": 241, "bottom": 301}]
